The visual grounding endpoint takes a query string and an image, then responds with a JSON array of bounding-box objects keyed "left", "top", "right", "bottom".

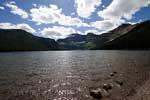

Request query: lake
[{"left": 0, "top": 51, "right": 150, "bottom": 100}]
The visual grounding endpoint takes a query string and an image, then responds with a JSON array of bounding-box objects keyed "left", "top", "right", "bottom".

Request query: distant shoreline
[{"left": 1, "top": 49, "right": 150, "bottom": 52}]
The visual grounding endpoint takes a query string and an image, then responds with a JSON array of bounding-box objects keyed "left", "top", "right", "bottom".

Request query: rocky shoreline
[
  {"left": 89, "top": 71, "right": 123, "bottom": 100},
  {"left": 89, "top": 67, "right": 150, "bottom": 100}
]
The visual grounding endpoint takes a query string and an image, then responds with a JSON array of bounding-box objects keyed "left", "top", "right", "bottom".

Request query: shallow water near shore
[{"left": 0, "top": 50, "right": 150, "bottom": 100}]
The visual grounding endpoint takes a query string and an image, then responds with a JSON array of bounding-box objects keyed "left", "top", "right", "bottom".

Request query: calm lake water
[{"left": 0, "top": 51, "right": 150, "bottom": 100}]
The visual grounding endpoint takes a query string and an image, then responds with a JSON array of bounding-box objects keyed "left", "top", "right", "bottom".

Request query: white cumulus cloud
[
  {"left": 0, "top": 6, "right": 5, "bottom": 10},
  {"left": 90, "top": 20, "right": 124, "bottom": 31},
  {"left": 91, "top": 0, "right": 150, "bottom": 31},
  {"left": 30, "top": 4, "right": 89, "bottom": 27},
  {"left": 0, "top": 23, "right": 36, "bottom": 33},
  {"left": 32, "top": 4, "right": 37, "bottom": 7},
  {"left": 74, "top": 0, "right": 101, "bottom": 18},
  {"left": 41, "top": 26, "right": 81, "bottom": 40},
  {"left": 98, "top": 0, "right": 150, "bottom": 21},
  {"left": 5, "top": 1, "right": 29, "bottom": 19}
]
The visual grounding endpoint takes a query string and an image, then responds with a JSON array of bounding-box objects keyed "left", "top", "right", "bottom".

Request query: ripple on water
[
  {"left": 76, "top": 87, "right": 82, "bottom": 92},
  {"left": 57, "top": 90, "right": 75, "bottom": 95},
  {"left": 43, "top": 89, "right": 51, "bottom": 94},
  {"left": 53, "top": 84, "right": 59, "bottom": 88},
  {"left": 61, "top": 82, "right": 71, "bottom": 86},
  {"left": 66, "top": 75, "right": 79, "bottom": 78},
  {"left": 53, "top": 97, "right": 78, "bottom": 100},
  {"left": 53, "top": 82, "right": 71, "bottom": 88},
  {"left": 66, "top": 72, "right": 72, "bottom": 75}
]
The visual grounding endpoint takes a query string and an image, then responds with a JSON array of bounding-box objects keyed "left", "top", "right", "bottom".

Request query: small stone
[
  {"left": 38, "top": 80, "right": 41, "bottom": 84},
  {"left": 113, "top": 71, "right": 117, "bottom": 74},
  {"left": 90, "top": 89, "right": 102, "bottom": 100},
  {"left": 115, "top": 80, "right": 123, "bottom": 86},
  {"left": 103, "top": 83, "right": 112, "bottom": 91},
  {"left": 110, "top": 73, "right": 114, "bottom": 77},
  {"left": 135, "top": 71, "right": 138, "bottom": 73}
]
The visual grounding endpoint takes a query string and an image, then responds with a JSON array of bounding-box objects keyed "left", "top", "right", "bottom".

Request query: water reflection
[{"left": 0, "top": 51, "right": 150, "bottom": 100}]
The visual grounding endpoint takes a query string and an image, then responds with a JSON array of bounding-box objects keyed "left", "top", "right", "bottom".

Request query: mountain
[
  {"left": 100, "top": 20, "right": 150, "bottom": 49},
  {"left": 57, "top": 34, "right": 86, "bottom": 50},
  {"left": 57, "top": 23, "right": 137, "bottom": 50},
  {"left": 94, "top": 23, "right": 137, "bottom": 49},
  {"left": 85, "top": 33, "right": 101, "bottom": 49},
  {"left": 57, "top": 33, "right": 101, "bottom": 50},
  {"left": 57, "top": 20, "right": 150, "bottom": 50},
  {"left": 1, "top": 20, "right": 149, "bottom": 51},
  {"left": 58, "top": 34, "right": 86, "bottom": 43},
  {"left": 0, "top": 29, "right": 59, "bottom": 51}
]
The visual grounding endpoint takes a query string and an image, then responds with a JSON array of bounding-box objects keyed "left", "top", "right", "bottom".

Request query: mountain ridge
[
  {"left": 0, "top": 29, "right": 59, "bottom": 51},
  {"left": 57, "top": 20, "right": 150, "bottom": 50},
  {"left": 0, "top": 20, "right": 150, "bottom": 51},
  {"left": 100, "top": 20, "right": 150, "bottom": 49}
]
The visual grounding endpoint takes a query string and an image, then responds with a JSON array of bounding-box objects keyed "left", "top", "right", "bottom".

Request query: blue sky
[{"left": 0, "top": 0, "right": 150, "bottom": 39}]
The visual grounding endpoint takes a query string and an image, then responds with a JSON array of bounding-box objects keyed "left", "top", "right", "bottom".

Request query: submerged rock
[
  {"left": 115, "top": 80, "right": 123, "bottom": 86},
  {"left": 90, "top": 88, "right": 102, "bottom": 100},
  {"left": 113, "top": 71, "right": 117, "bottom": 74},
  {"left": 110, "top": 73, "right": 115, "bottom": 77},
  {"left": 110, "top": 71, "right": 117, "bottom": 77},
  {"left": 90, "top": 88, "right": 110, "bottom": 99},
  {"left": 103, "top": 83, "right": 113, "bottom": 91},
  {"left": 135, "top": 71, "right": 138, "bottom": 73}
]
